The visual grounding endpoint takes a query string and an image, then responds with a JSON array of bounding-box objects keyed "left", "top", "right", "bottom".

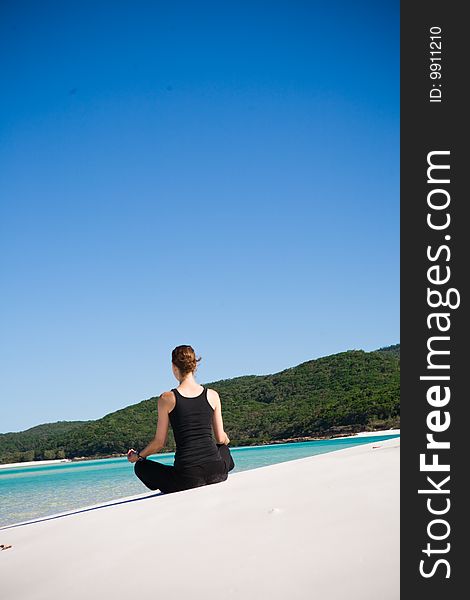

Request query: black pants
[{"left": 134, "top": 444, "right": 235, "bottom": 494}]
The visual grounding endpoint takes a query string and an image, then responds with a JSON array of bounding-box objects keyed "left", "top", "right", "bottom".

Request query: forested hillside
[{"left": 0, "top": 346, "right": 400, "bottom": 464}]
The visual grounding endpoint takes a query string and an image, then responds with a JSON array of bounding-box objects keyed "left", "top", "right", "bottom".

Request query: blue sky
[{"left": 0, "top": 1, "right": 399, "bottom": 433}]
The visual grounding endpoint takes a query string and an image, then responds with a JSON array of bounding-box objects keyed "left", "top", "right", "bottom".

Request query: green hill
[
  {"left": 0, "top": 346, "right": 400, "bottom": 464},
  {"left": 376, "top": 343, "right": 400, "bottom": 356}
]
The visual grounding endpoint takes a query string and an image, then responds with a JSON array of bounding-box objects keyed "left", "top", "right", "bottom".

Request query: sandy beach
[
  {"left": 1, "top": 436, "right": 399, "bottom": 600},
  {"left": 0, "top": 458, "right": 72, "bottom": 469}
]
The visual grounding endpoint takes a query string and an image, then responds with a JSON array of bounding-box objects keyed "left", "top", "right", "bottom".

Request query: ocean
[{"left": 0, "top": 434, "right": 399, "bottom": 528}]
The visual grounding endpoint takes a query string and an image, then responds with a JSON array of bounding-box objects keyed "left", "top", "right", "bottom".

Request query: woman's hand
[{"left": 127, "top": 449, "right": 139, "bottom": 463}]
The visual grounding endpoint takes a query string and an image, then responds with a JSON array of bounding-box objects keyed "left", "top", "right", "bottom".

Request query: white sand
[
  {"left": 337, "top": 428, "right": 400, "bottom": 439},
  {"left": 0, "top": 459, "right": 71, "bottom": 469},
  {"left": 0, "top": 437, "right": 399, "bottom": 600}
]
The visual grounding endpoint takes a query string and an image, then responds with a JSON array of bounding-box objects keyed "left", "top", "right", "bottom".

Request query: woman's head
[{"left": 171, "top": 345, "right": 201, "bottom": 379}]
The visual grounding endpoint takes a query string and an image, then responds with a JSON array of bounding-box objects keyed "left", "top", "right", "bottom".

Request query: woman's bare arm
[
  {"left": 209, "top": 389, "right": 230, "bottom": 444},
  {"left": 135, "top": 392, "right": 172, "bottom": 458}
]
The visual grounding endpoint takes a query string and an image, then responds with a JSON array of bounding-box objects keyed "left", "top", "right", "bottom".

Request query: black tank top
[{"left": 169, "top": 386, "right": 221, "bottom": 469}]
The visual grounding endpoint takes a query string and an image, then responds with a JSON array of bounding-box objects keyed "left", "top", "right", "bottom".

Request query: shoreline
[
  {"left": 0, "top": 428, "right": 400, "bottom": 469},
  {"left": 255, "top": 428, "right": 400, "bottom": 444}
]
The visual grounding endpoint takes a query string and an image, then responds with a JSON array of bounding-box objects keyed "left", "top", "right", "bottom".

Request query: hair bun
[{"left": 172, "top": 345, "right": 201, "bottom": 376}]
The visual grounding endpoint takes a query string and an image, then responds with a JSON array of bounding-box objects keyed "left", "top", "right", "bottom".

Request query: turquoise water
[{"left": 0, "top": 434, "right": 398, "bottom": 527}]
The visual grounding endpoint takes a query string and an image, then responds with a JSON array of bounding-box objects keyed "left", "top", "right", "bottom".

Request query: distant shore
[
  {"left": 0, "top": 429, "right": 399, "bottom": 469},
  {"left": 255, "top": 428, "right": 399, "bottom": 445}
]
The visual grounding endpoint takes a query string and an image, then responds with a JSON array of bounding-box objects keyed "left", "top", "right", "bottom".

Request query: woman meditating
[{"left": 128, "top": 345, "right": 235, "bottom": 494}]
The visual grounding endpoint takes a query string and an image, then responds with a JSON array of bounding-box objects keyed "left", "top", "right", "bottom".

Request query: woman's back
[
  {"left": 131, "top": 345, "right": 234, "bottom": 494},
  {"left": 169, "top": 386, "right": 221, "bottom": 469}
]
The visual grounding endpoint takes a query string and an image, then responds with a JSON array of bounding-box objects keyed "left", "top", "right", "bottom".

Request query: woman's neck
[{"left": 178, "top": 373, "right": 197, "bottom": 386}]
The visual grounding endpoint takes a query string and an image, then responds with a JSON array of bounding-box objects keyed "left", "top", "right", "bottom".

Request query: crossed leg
[
  {"left": 134, "top": 459, "right": 186, "bottom": 494},
  {"left": 217, "top": 443, "right": 235, "bottom": 471},
  {"left": 135, "top": 446, "right": 234, "bottom": 494}
]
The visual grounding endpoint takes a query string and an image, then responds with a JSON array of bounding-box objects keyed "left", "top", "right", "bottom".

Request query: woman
[{"left": 128, "top": 345, "right": 235, "bottom": 494}]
